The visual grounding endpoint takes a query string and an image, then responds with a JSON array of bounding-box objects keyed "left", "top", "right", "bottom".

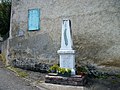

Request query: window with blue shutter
[{"left": 28, "top": 9, "right": 40, "bottom": 31}]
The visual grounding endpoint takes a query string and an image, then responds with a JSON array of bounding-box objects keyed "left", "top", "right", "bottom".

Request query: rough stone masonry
[{"left": 8, "top": 0, "right": 120, "bottom": 72}]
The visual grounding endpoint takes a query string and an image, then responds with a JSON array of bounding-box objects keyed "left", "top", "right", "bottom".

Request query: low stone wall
[
  {"left": 0, "top": 40, "right": 8, "bottom": 65},
  {"left": 12, "top": 58, "right": 52, "bottom": 72}
]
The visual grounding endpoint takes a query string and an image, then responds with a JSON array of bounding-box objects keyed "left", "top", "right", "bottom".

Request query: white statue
[{"left": 58, "top": 19, "right": 76, "bottom": 75}]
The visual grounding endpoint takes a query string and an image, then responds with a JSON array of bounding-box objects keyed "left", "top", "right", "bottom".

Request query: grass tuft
[
  {"left": 7, "top": 66, "right": 28, "bottom": 78},
  {"left": 0, "top": 53, "right": 6, "bottom": 64}
]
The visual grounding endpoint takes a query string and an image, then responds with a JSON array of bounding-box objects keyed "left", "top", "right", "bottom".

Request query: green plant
[
  {"left": 77, "top": 66, "right": 87, "bottom": 72},
  {"left": 0, "top": 53, "right": 6, "bottom": 64},
  {"left": 58, "top": 68, "right": 66, "bottom": 74},
  {"left": 49, "top": 64, "right": 59, "bottom": 73},
  {"left": 58, "top": 68, "right": 71, "bottom": 77},
  {"left": 66, "top": 68, "right": 71, "bottom": 73},
  {"left": 7, "top": 66, "right": 28, "bottom": 78},
  {"left": 115, "top": 74, "right": 120, "bottom": 78},
  {"left": 76, "top": 66, "right": 87, "bottom": 75},
  {"left": 49, "top": 65, "right": 71, "bottom": 77}
]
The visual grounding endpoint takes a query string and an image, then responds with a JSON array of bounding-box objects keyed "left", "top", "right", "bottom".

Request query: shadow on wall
[
  {"left": 73, "top": 35, "right": 113, "bottom": 65},
  {"left": 8, "top": 33, "right": 59, "bottom": 70}
]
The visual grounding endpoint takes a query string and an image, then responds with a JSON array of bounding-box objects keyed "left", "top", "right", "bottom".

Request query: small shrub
[
  {"left": 76, "top": 66, "right": 87, "bottom": 76},
  {"left": 115, "top": 74, "right": 120, "bottom": 78}
]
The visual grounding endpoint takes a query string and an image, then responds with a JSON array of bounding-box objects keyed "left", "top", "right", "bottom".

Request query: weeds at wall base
[
  {"left": 7, "top": 66, "right": 28, "bottom": 78},
  {"left": 0, "top": 53, "right": 6, "bottom": 65}
]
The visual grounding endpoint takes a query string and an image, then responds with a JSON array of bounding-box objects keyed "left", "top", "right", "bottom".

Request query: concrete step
[{"left": 37, "top": 83, "right": 86, "bottom": 90}]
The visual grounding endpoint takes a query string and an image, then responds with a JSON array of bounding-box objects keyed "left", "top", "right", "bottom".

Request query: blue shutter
[{"left": 28, "top": 9, "right": 40, "bottom": 31}]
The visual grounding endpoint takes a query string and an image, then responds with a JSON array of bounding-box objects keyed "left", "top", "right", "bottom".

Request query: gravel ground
[
  {"left": 0, "top": 61, "right": 41, "bottom": 90},
  {"left": 1, "top": 60, "right": 120, "bottom": 90},
  {"left": 24, "top": 68, "right": 120, "bottom": 90},
  {"left": 85, "top": 74, "right": 120, "bottom": 90}
]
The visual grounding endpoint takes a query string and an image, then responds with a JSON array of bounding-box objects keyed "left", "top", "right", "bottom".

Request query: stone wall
[
  {"left": 1, "top": 40, "right": 7, "bottom": 54},
  {"left": 1, "top": 39, "right": 8, "bottom": 64},
  {"left": 9, "top": 0, "right": 120, "bottom": 70}
]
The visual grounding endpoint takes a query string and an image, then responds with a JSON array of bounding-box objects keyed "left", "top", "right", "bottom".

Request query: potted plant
[
  {"left": 49, "top": 64, "right": 59, "bottom": 73},
  {"left": 58, "top": 68, "right": 71, "bottom": 77},
  {"left": 64, "top": 68, "right": 71, "bottom": 77}
]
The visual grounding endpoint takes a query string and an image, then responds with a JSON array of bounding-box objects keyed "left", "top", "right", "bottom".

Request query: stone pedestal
[
  {"left": 58, "top": 19, "right": 76, "bottom": 75},
  {"left": 57, "top": 50, "right": 75, "bottom": 75}
]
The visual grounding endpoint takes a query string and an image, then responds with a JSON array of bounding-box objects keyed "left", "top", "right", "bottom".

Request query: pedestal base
[
  {"left": 45, "top": 75, "right": 87, "bottom": 86},
  {"left": 57, "top": 50, "right": 75, "bottom": 75}
]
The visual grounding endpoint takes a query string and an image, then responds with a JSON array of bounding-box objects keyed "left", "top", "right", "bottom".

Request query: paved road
[{"left": 0, "top": 61, "right": 40, "bottom": 90}]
